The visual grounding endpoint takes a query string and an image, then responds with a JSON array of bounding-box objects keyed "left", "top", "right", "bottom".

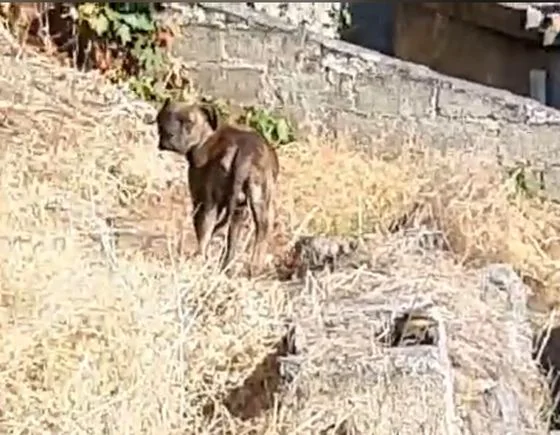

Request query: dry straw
[
  {"left": 0, "top": 21, "right": 558, "bottom": 435},
  {"left": 276, "top": 232, "right": 548, "bottom": 434}
]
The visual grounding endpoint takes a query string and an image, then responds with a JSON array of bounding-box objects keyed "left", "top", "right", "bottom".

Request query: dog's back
[{"left": 203, "top": 125, "right": 279, "bottom": 181}]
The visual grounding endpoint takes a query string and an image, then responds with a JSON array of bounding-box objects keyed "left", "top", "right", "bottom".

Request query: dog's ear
[
  {"left": 154, "top": 97, "right": 171, "bottom": 122},
  {"left": 199, "top": 104, "right": 219, "bottom": 130},
  {"left": 156, "top": 97, "right": 171, "bottom": 117}
]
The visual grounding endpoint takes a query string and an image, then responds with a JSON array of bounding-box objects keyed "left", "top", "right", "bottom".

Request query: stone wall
[
  {"left": 162, "top": 3, "right": 560, "bottom": 199},
  {"left": 245, "top": 3, "right": 343, "bottom": 39}
]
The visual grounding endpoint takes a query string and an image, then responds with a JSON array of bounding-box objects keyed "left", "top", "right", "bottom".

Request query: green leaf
[
  {"left": 78, "top": 3, "right": 98, "bottom": 18},
  {"left": 131, "top": 38, "right": 146, "bottom": 58},
  {"left": 114, "top": 3, "right": 152, "bottom": 15},
  {"left": 275, "top": 118, "right": 290, "bottom": 144},
  {"left": 263, "top": 125, "right": 274, "bottom": 143},
  {"left": 115, "top": 23, "right": 132, "bottom": 44},
  {"left": 103, "top": 6, "right": 120, "bottom": 21},
  {"left": 121, "top": 13, "right": 155, "bottom": 31},
  {"left": 117, "top": 3, "right": 133, "bottom": 14},
  {"left": 89, "top": 14, "right": 110, "bottom": 36}
]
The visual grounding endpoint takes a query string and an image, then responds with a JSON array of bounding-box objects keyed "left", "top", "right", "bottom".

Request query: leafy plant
[
  {"left": 238, "top": 106, "right": 296, "bottom": 146},
  {"left": 128, "top": 75, "right": 167, "bottom": 102},
  {"left": 77, "top": 3, "right": 156, "bottom": 45},
  {"left": 0, "top": 2, "right": 300, "bottom": 136},
  {"left": 73, "top": 2, "right": 174, "bottom": 101}
]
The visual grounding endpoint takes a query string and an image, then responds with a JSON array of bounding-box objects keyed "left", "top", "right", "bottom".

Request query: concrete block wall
[
  {"left": 244, "top": 3, "right": 343, "bottom": 39},
  {"left": 162, "top": 3, "right": 560, "bottom": 199}
]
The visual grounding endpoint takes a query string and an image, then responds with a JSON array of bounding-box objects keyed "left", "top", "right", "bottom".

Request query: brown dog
[{"left": 155, "top": 98, "right": 279, "bottom": 276}]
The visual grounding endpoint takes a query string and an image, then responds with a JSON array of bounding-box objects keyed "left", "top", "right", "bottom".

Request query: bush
[{"left": 1, "top": 3, "right": 298, "bottom": 141}]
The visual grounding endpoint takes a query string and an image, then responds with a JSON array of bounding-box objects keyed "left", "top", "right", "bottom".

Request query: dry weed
[
  {"left": 0, "top": 27, "right": 558, "bottom": 435},
  {"left": 279, "top": 139, "right": 560, "bottom": 308}
]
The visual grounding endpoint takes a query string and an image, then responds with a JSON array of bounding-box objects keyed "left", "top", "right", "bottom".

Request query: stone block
[
  {"left": 186, "top": 65, "right": 263, "bottom": 104},
  {"left": 498, "top": 124, "right": 560, "bottom": 164},
  {"left": 437, "top": 84, "right": 526, "bottom": 122},
  {"left": 172, "top": 27, "right": 224, "bottom": 63},
  {"left": 271, "top": 68, "right": 355, "bottom": 112},
  {"left": 223, "top": 28, "right": 305, "bottom": 70},
  {"left": 354, "top": 72, "right": 433, "bottom": 117}
]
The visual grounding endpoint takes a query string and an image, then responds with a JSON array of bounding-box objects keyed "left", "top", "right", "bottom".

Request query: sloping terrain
[{"left": 0, "top": 32, "right": 558, "bottom": 434}]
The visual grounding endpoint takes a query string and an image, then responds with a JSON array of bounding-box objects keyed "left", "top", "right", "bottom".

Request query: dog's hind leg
[
  {"left": 221, "top": 206, "right": 246, "bottom": 273},
  {"left": 219, "top": 171, "right": 247, "bottom": 273},
  {"left": 193, "top": 202, "right": 218, "bottom": 261},
  {"left": 247, "top": 180, "right": 272, "bottom": 278}
]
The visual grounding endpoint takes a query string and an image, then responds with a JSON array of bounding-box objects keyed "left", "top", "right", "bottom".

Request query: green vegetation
[
  {"left": 198, "top": 96, "right": 296, "bottom": 147},
  {"left": 1, "top": 2, "right": 297, "bottom": 146},
  {"left": 74, "top": 2, "right": 173, "bottom": 102},
  {"left": 238, "top": 106, "right": 296, "bottom": 146},
  {"left": 76, "top": 3, "right": 295, "bottom": 145}
]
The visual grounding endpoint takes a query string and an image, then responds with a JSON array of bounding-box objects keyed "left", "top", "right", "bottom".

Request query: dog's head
[{"left": 155, "top": 98, "right": 219, "bottom": 155}]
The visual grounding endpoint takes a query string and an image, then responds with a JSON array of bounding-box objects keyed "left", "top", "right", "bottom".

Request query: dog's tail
[
  {"left": 230, "top": 148, "right": 247, "bottom": 206},
  {"left": 225, "top": 149, "right": 248, "bottom": 226}
]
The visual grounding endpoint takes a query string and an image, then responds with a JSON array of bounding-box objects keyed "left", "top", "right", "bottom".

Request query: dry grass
[
  {"left": 275, "top": 245, "right": 549, "bottom": 434},
  {"left": 0, "top": 28, "right": 559, "bottom": 434},
  {"left": 280, "top": 137, "right": 560, "bottom": 308}
]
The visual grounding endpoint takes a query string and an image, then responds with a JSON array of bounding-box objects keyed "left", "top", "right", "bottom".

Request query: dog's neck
[{"left": 185, "top": 128, "right": 215, "bottom": 168}]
